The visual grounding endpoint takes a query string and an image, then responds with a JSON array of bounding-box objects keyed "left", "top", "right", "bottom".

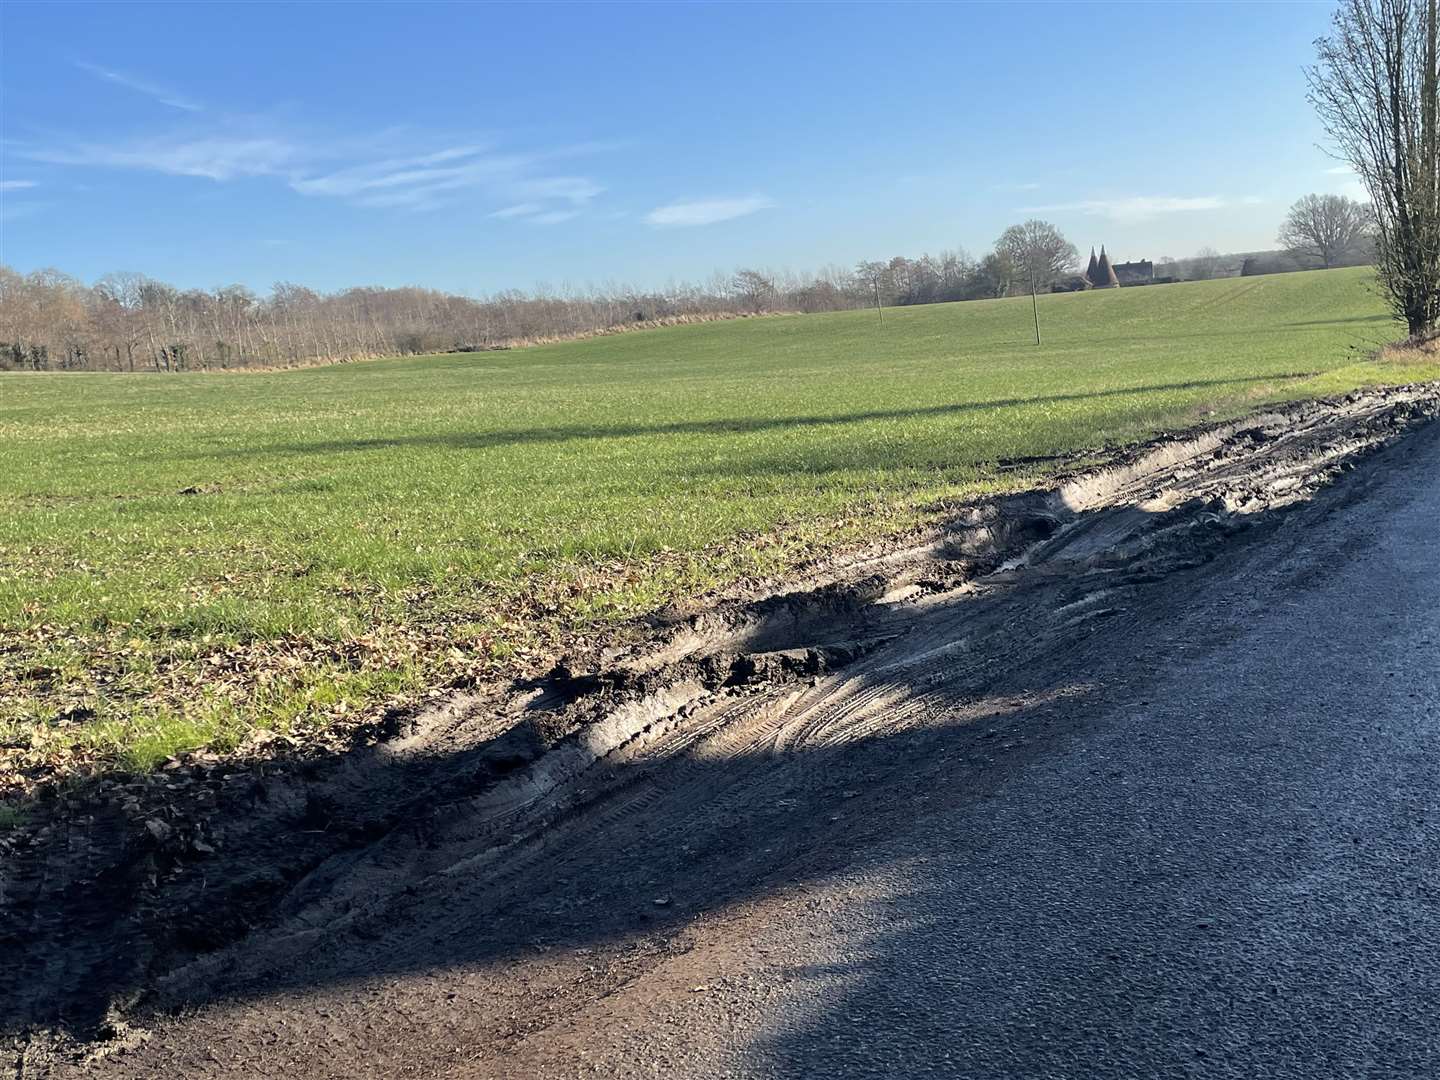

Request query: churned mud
[{"left": 4, "top": 384, "right": 1439, "bottom": 1075}]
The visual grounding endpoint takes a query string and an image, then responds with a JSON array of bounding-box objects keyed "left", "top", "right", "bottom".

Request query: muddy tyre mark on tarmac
[{"left": 5, "top": 385, "right": 1440, "bottom": 1076}]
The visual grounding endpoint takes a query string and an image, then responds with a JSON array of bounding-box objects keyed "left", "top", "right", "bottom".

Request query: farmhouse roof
[{"left": 1112, "top": 258, "right": 1154, "bottom": 285}]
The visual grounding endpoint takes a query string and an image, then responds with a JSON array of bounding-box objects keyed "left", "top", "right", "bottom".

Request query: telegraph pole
[{"left": 1031, "top": 275, "right": 1041, "bottom": 346}]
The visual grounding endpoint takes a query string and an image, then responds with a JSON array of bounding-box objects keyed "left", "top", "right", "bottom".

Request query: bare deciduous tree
[
  {"left": 1191, "top": 246, "right": 1224, "bottom": 280},
  {"left": 853, "top": 260, "right": 892, "bottom": 307},
  {"left": 996, "top": 220, "right": 1077, "bottom": 344},
  {"left": 996, "top": 220, "right": 1078, "bottom": 292},
  {"left": 1308, "top": 0, "right": 1440, "bottom": 339},
  {"left": 1278, "top": 193, "right": 1376, "bottom": 268},
  {"left": 729, "top": 269, "right": 776, "bottom": 314}
]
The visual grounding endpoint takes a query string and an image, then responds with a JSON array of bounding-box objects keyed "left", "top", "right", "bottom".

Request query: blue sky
[{"left": 1, "top": 1, "right": 1363, "bottom": 294}]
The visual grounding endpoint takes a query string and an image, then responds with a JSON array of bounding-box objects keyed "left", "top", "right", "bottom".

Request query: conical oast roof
[
  {"left": 1096, "top": 245, "right": 1119, "bottom": 288},
  {"left": 1085, "top": 247, "right": 1099, "bottom": 286}
]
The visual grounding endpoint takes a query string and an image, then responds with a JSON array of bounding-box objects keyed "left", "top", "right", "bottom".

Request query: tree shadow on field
[
  {"left": 186, "top": 374, "right": 1304, "bottom": 460},
  {"left": 1282, "top": 313, "right": 1396, "bottom": 329}
]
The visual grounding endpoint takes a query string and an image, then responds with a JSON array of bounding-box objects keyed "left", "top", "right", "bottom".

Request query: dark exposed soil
[{"left": 4, "top": 384, "right": 1439, "bottom": 1075}]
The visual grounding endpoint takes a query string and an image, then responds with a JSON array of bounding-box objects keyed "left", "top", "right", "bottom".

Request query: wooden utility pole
[
  {"left": 873, "top": 280, "right": 884, "bottom": 323},
  {"left": 1030, "top": 276, "right": 1041, "bottom": 346}
]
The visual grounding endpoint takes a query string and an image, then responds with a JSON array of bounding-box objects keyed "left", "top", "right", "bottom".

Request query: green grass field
[{"left": 1, "top": 267, "right": 1433, "bottom": 782}]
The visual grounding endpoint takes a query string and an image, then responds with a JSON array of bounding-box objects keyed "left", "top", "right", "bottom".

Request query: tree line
[
  {"left": 0, "top": 248, "right": 1039, "bottom": 373},
  {"left": 0, "top": 255, "right": 956, "bottom": 372},
  {"left": 0, "top": 233, "right": 1293, "bottom": 374}
]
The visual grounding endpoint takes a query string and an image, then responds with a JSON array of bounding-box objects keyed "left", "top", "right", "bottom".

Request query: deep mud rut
[{"left": 5, "top": 384, "right": 1440, "bottom": 1077}]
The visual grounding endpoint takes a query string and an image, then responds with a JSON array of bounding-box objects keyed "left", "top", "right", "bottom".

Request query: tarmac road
[{"left": 492, "top": 422, "right": 1440, "bottom": 1077}]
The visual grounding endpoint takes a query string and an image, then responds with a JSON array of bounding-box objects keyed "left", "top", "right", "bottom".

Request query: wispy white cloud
[
  {"left": 291, "top": 145, "right": 533, "bottom": 210},
  {"left": 22, "top": 135, "right": 299, "bottom": 180},
  {"left": 984, "top": 180, "right": 1044, "bottom": 193},
  {"left": 15, "top": 129, "right": 607, "bottom": 218},
  {"left": 645, "top": 195, "right": 775, "bottom": 227},
  {"left": 289, "top": 146, "right": 488, "bottom": 195},
  {"left": 1239, "top": 195, "right": 1265, "bottom": 205},
  {"left": 527, "top": 209, "right": 580, "bottom": 225},
  {"left": 1325, "top": 164, "right": 1356, "bottom": 175},
  {"left": 1, "top": 179, "right": 45, "bottom": 222},
  {"left": 490, "top": 202, "right": 545, "bottom": 219},
  {"left": 509, "top": 176, "right": 602, "bottom": 204},
  {"left": 484, "top": 179, "right": 604, "bottom": 223},
  {"left": 318, "top": 162, "right": 599, "bottom": 214},
  {"left": 1022, "top": 195, "right": 1227, "bottom": 223},
  {"left": 76, "top": 61, "right": 203, "bottom": 112}
]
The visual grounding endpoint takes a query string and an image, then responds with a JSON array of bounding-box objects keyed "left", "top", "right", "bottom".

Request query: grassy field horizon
[{"left": 3, "top": 266, "right": 1435, "bottom": 787}]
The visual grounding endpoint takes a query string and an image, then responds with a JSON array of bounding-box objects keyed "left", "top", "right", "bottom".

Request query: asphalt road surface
[{"left": 492, "top": 422, "right": 1440, "bottom": 1077}]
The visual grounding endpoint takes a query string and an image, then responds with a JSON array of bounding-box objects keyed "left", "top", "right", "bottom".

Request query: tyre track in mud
[{"left": 7, "top": 384, "right": 1440, "bottom": 1076}]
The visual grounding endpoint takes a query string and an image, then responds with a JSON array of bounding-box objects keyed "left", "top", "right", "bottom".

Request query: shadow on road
[{"left": 745, "top": 453, "right": 1440, "bottom": 1078}]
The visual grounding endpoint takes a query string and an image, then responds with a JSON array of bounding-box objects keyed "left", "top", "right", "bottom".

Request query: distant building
[
  {"left": 1081, "top": 247, "right": 1154, "bottom": 288},
  {"left": 1112, "top": 259, "right": 1154, "bottom": 285},
  {"left": 1081, "top": 246, "right": 1121, "bottom": 288}
]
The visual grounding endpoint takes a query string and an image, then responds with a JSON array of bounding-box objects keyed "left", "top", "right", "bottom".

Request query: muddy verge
[{"left": 3, "top": 383, "right": 1438, "bottom": 1059}]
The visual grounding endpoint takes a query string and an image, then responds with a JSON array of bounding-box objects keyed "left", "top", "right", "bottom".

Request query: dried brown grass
[{"left": 1377, "top": 335, "right": 1440, "bottom": 364}]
